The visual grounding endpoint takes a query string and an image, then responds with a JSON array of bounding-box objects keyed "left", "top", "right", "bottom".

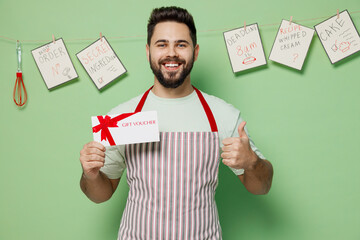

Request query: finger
[
  {"left": 85, "top": 148, "right": 106, "bottom": 157},
  {"left": 83, "top": 161, "right": 104, "bottom": 171},
  {"left": 221, "top": 151, "right": 237, "bottom": 159},
  {"left": 221, "top": 145, "right": 233, "bottom": 152},
  {"left": 88, "top": 161, "right": 104, "bottom": 168},
  {"left": 222, "top": 158, "right": 236, "bottom": 168},
  {"left": 85, "top": 141, "right": 106, "bottom": 152},
  {"left": 222, "top": 137, "right": 238, "bottom": 146},
  {"left": 80, "top": 154, "right": 105, "bottom": 164},
  {"left": 80, "top": 148, "right": 106, "bottom": 158},
  {"left": 238, "top": 121, "right": 248, "bottom": 138}
]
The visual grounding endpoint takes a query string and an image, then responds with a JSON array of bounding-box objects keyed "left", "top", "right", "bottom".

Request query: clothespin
[
  {"left": 52, "top": 34, "right": 55, "bottom": 44},
  {"left": 337, "top": 9, "right": 340, "bottom": 19},
  {"left": 289, "top": 16, "right": 293, "bottom": 25},
  {"left": 100, "top": 32, "right": 103, "bottom": 42},
  {"left": 244, "top": 21, "right": 246, "bottom": 31}
]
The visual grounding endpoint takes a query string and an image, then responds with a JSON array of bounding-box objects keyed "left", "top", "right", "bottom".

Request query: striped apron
[{"left": 118, "top": 87, "right": 222, "bottom": 240}]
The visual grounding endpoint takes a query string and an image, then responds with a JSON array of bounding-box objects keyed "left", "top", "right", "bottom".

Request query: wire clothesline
[{"left": 1, "top": 10, "right": 360, "bottom": 44}]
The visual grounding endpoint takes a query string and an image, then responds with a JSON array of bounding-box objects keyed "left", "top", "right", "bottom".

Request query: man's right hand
[{"left": 80, "top": 141, "right": 106, "bottom": 180}]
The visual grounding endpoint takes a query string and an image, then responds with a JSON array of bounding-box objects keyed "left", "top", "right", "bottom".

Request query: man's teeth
[{"left": 165, "top": 63, "right": 179, "bottom": 67}]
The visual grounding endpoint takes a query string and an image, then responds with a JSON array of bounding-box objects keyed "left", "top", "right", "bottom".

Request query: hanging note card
[
  {"left": 31, "top": 38, "right": 78, "bottom": 90},
  {"left": 223, "top": 23, "right": 267, "bottom": 73},
  {"left": 314, "top": 10, "right": 360, "bottom": 64},
  {"left": 76, "top": 36, "right": 127, "bottom": 90},
  {"left": 269, "top": 20, "right": 314, "bottom": 70}
]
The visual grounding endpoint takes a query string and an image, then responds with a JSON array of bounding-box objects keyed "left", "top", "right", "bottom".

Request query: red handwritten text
[
  {"left": 82, "top": 42, "right": 111, "bottom": 65},
  {"left": 280, "top": 25, "right": 302, "bottom": 34},
  {"left": 122, "top": 120, "right": 156, "bottom": 127}
]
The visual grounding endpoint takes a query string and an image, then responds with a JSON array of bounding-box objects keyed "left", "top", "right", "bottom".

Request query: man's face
[{"left": 146, "top": 21, "right": 199, "bottom": 88}]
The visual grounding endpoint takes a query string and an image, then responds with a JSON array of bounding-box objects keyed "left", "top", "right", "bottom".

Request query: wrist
[
  {"left": 246, "top": 151, "right": 260, "bottom": 171},
  {"left": 82, "top": 171, "right": 101, "bottom": 181}
]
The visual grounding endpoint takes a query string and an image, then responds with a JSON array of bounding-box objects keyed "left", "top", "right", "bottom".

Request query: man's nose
[{"left": 167, "top": 45, "right": 178, "bottom": 57}]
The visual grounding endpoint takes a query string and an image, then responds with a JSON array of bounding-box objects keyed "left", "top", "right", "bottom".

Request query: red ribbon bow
[{"left": 92, "top": 113, "right": 136, "bottom": 146}]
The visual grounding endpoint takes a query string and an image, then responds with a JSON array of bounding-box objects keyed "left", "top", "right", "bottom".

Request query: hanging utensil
[{"left": 13, "top": 40, "right": 27, "bottom": 107}]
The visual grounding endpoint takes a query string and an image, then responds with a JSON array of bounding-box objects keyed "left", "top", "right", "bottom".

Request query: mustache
[{"left": 159, "top": 57, "right": 186, "bottom": 64}]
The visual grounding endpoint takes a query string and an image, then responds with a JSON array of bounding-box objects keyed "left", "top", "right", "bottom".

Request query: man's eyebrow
[
  {"left": 175, "top": 40, "right": 190, "bottom": 44},
  {"left": 154, "top": 39, "right": 190, "bottom": 44},
  {"left": 154, "top": 39, "right": 169, "bottom": 44}
]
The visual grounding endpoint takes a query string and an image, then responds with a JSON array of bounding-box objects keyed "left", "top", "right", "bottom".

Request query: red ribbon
[{"left": 92, "top": 113, "right": 136, "bottom": 146}]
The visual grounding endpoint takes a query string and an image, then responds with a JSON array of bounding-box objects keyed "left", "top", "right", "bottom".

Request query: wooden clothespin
[
  {"left": 100, "top": 32, "right": 103, "bottom": 42},
  {"left": 244, "top": 21, "right": 246, "bottom": 31},
  {"left": 289, "top": 16, "right": 293, "bottom": 25},
  {"left": 337, "top": 9, "right": 340, "bottom": 19},
  {"left": 52, "top": 34, "right": 55, "bottom": 44}
]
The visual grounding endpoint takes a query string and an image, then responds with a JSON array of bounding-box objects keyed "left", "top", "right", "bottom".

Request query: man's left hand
[{"left": 221, "top": 121, "right": 259, "bottom": 170}]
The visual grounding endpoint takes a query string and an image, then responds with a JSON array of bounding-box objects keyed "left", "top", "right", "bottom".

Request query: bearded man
[{"left": 79, "top": 6, "right": 273, "bottom": 240}]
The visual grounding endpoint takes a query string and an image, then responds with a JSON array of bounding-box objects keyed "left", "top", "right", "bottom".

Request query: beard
[{"left": 149, "top": 52, "right": 195, "bottom": 89}]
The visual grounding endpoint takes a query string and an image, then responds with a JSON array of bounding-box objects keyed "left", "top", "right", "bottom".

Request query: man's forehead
[{"left": 151, "top": 21, "right": 192, "bottom": 44}]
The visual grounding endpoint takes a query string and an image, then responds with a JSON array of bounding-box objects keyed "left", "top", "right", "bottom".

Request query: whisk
[{"left": 13, "top": 40, "right": 27, "bottom": 107}]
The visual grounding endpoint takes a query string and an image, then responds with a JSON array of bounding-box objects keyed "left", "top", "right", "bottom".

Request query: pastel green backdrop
[{"left": 1, "top": 0, "right": 359, "bottom": 239}]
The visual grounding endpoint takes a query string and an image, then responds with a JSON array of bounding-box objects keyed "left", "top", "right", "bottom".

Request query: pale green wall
[{"left": 1, "top": 0, "right": 360, "bottom": 239}]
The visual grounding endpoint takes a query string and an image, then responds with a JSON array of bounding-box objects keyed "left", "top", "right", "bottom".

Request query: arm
[
  {"left": 238, "top": 156, "right": 273, "bottom": 195},
  {"left": 221, "top": 122, "right": 274, "bottom": 195},
  {"left": 79, "top": 141, "right": 120, "bottom": 203}
]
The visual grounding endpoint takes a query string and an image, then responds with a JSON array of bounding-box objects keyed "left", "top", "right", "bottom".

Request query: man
[{"left": 80, "top": 6, "right": 273, "bottom": 240}]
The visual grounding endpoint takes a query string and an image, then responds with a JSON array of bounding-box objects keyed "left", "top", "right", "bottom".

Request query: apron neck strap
[
  {"left": 193, "top": 86, "right": 218, "bottom": 132},
  {"left": 134, "top": 86, "right": 153, "bottom": 113},
  {"left": 134, "top": 85, "right": 218, "bottom": 132}
]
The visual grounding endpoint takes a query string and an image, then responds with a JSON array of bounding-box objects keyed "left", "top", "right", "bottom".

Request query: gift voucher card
[
  {"left": 269, "top": 20, "right": 314, "bottom": 70},
  {"left": 314, "top": 10, "right": 360, "bottom": 64},
  {"left": 31, "top": 38, "right": 78, "bottom": 89},
  {"left": 223, "top": 23, "right": 267, "bottom": 73},
  {"left": 91, "top": 111, "right": 159, "bottom": 146},
  {"left": 77, "top": 36, "right": 127, "bottom": 90}
]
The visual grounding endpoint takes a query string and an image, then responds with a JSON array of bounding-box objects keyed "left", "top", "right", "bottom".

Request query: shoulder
[
  {"left": 200, "top": 90, "right": 240, "bottom": 118},
  {"left": 107, "top": 94, "right": 143, "bottom": 115},
  {"left": 200, "top": 90, "right": 241, "bottom": 138}
]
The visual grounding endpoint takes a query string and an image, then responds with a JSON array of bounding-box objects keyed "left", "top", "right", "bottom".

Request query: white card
[
  {"left": 314, "top": 10, "right": 360, "bottom": 64},
  {"left": 223, "top": 23, "right": 267, "bottom": 73},
  {"left": 76, "top": 36, "right": 127, "bottom": 89},
  {"left": 31, "top": 38, "right": 78, "bottom": 89},
  {"left": 92, "top": 111, "right": 159, "bottom": 146},
  {"left": 269, "top": 20, "right": 314, "bottom": 70}
]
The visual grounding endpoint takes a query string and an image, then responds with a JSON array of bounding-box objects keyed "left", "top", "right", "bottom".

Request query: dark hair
[{"left": 147, "top": 6, "right": 197, "bottom": 46}]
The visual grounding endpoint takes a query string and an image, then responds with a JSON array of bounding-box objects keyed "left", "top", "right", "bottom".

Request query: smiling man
[{"left": 80, "top": 6, "right": 273, "bottom": 240}]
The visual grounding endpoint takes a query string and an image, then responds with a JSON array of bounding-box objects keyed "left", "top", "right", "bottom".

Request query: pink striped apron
[{"left": 118, "top": 86, "right": 222, "bottom": 240}]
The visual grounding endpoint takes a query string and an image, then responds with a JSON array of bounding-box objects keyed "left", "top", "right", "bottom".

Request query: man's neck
[{"left": 152, "top": 78, "right": 194, "bottom": 98}]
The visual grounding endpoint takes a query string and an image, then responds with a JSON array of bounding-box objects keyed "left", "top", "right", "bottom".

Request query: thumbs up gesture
[{"left": 221, "top": 121, "right": 258, "bottom": 170}]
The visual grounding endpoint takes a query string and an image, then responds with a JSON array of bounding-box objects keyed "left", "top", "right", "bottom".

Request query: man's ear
[
  {"left": 194, "top": 44, "right": 200, "bottom": 61},
  {"left": 146, "top": 44, "right": 150, "bottom": 62}
]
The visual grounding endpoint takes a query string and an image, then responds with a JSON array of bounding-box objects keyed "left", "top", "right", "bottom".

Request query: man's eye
[{"left": 178, "top": 44, "right": 186, "bottom": 48}]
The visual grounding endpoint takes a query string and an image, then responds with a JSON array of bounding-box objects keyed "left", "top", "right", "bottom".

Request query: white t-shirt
[{"left": 100, "top": 89, "right": 265, "bottom": 179}]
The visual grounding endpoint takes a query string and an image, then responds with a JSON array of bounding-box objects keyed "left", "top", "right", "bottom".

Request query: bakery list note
[
  {"left": 314, "top": 10, "right": 360, "bottom": 64},
  {"left": 269, "top": 20, "right": 314, "bottom": 70},
  {"left": 31, "top": 38, "right": 78, "bottom": 89},
  {"left": 76, "top": 36, "right": 127, "bottom": 89},
  {"left": 223, "top": 23, "right": 267, "bottom": 73}
]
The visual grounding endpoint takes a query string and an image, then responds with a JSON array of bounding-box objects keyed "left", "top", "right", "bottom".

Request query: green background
[{"left": 1, "top": 0, "right": 360, "bottom": 239}]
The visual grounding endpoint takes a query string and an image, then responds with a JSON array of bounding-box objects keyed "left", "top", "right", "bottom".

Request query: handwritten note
[
  {"left": 223, "top": 23, "right": 267, "bottom": 73},
  {"left": 269, "top": 20, "right": 314, "bottom": 70},
  {"left": 76, "top": 36, "right": 127, "bottom": 89},
  {"left": 31, "top": 38, "right": 78, "bottom": 89},
  {"left": 91, "top": 111, "right": 159, "bottom": 146},
  {"left": 314, "top": 10, "right": 360, "bottom": 64}
]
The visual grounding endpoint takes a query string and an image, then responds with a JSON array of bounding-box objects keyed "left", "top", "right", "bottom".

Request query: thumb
[{"left": 238, "top": 121, "right": 248, "bottom": 138}]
